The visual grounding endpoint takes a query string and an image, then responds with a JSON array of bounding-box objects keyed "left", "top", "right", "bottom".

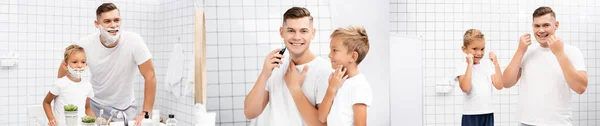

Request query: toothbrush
[
  {"left": 106, "top": 110, "right": 118, "bottom": 125},
  {"left": 97, "top": 109, "right": 104, "bottom": 126}
]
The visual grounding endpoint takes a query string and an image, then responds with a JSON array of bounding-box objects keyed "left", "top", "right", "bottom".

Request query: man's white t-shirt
[
  {"left": 260, "top": 57, "right": 332, "bottom": 126},
  {"left": 326, "top": 73, "right": 372, "bottom": 126},
  {"left": 76, "top": 31, "right": 152, "bottom": 109},
  {"left": 454, "top": 59, "right": 495, "bottom": 115},
  {"left": 518, "top": 43, "right": 586, "bottom": 125},
  {"left": 50, "top": 76, "right": 94, "bottom": 126}
]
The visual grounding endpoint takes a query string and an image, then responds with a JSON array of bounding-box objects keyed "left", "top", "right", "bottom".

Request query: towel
[{"left": 165, "top": 44, "right": 184, "bottom": 98}]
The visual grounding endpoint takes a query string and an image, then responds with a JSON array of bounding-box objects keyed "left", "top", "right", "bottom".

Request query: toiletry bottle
[
  {"left": 166, "top": 114, "right": 177, "bottom": 126},
  {"left": 152, "top": 110, "right": 160, "bottom": 126},
  {"left": 141, "top": 111, "right": 153, "bottom": 126}
]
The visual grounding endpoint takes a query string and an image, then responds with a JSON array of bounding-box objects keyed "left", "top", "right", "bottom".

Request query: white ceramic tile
[
  {"left": 217, "top": 32, "right": 232, "bottom": 45},
  {"left": 233, "top": 110, "right": 247, "bottom": 122},
  {"left": 245, "top": 70, "right": 258, "bottom": 82},
  {"left": 256, "top": 32, "right": 270, "bottom": 44},
  {"left": 218, "top": 58, "right": 232, "bottom": 70},
  {"left": 232, "top": 84, "right": 246, "bottom": 96},
  {"left": 255, "top": 7, "right": 268, "bottom": 18},
  {"left": 219, "top": 71, "right": 233, "bottom": 83},
  {"left": 207, "top": 71, "right": 220, "bottom": 84},
  {"left": 256, "top": 19, "right": 269, "bottom": 31},
  {"left": 206, "top": 98, "right": 220, "bottom": 110},
  {"left": 232, "top": 71, "right": 246, "bottom": 83},
  {"left": 245, "top": 57, "right": 259, "bottom": 70},
  {"left": 243, "top": 19, "right": 257, "bottom": 31},
  {"left": 231, "top": 58, "right": 245, "bottom": 70},
  {"left": 217, "top": 7, "right": 231, "bottom": 19},
  {"left": 205, "top": 19, "right": 218, "bottom": 32},
  {"left": 255, "top": 0, "right": 267, "bottom": 6},
  {"left": 219, "top": 110, "right": 234, "bottom": 122}
]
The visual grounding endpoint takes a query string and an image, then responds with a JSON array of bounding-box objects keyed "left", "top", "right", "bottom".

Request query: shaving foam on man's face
[
  {"left": 99, "top": 25, "right": 120, "bottom": 46},
  {"left": 96, "top": 9, "right": 122, "bottom": 46}
]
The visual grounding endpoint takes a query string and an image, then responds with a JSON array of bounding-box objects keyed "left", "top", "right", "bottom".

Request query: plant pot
[
  {"left": 81, "top": 122, "right": 95, "bottom": 126},
  {"left": 64, "top": 111, "right": 79, "bottom": 126}
]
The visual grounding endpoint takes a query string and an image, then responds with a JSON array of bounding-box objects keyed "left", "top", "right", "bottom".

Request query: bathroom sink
[{"left": 108, "top": 121, "right": 166, "bottom": 126}]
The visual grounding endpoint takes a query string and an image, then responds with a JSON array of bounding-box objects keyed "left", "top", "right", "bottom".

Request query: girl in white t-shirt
[
  {"left": 318, "top": 25, "right": 372, "bottom": 126},
  {"left": 455, "top": 29, "right": 504, "bottom": 126},
  {"left": 42, "top": 44, "right": 96, "bottom": 126}
]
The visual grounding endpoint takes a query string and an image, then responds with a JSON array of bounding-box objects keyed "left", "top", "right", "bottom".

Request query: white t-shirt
[
  {"left": 517, "top": 43, "right": 586, "bottom": 125},
  {"left": 327, "top": 73, "right": 373, "bottom": 126},
  {"left": 260, "top": 57, "right": 332, "bottom": 126},
  {"left": 76, "top": 31, "right": 152, "bottom": 109},
  {"left": 50, "top": 76, "right": 94, "bottom": 126},
  {"left": 454, "top": 59, "right": 495, "bottom": 115}
]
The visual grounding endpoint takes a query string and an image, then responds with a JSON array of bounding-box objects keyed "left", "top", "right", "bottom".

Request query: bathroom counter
[{"left": 106, "top": 121, "right": 167, "bottom": 126}]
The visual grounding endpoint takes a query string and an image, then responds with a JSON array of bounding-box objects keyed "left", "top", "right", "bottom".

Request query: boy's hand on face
[
  {"left": 548, "top": 35, "right": 564, "bottom": 55},
  {"left": 284, "top": 61, "right": 309, "bottom": 90},
  {"left": 466, "top": 54, "right": 474, "bottom": 65},
  {"left": 262, "top": 48, "right": 285, "bottom": 75},
  {"left": 328, "top": 65, "right": 348, "bottom": 92},
  {"left": 489, "top": 52, "right": 497, "bottom": 63},
  {"left": 518, "top": 33, "right": 532, "bottom": 53}
]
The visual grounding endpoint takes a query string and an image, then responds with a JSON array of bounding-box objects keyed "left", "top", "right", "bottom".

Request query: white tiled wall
[
  {"left": 186, "top": 0, "right": 333, "bottom": 125},
  {"left": 150, "top": 0, "right": 196, "bottom": 125},
  {"left": 391, "top": 0, "right": 599, "bottom": 125},
  {"left": 0, "top": 0, "right": 160, "bottom": 125},
  {"left": 0, "top": 0, "right": 332, "bottom": 125}
]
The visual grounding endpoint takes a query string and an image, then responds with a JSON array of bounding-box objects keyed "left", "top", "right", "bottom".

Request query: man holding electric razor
[{"left": 243, "top": 7, "right": 333, "bottom": 126}]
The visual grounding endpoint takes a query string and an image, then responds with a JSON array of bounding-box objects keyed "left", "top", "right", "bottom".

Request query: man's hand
[
  {"left": 134, "top": 113, "right": 144, "bottom": 126},
  {"left": 48, "top": 119, "right": 57, "bottom": 126},
  {"left": 284, "top": 61, "right": 309, "bottom": 90},
  {"left": 518, "top": 33, "right": 532, "bottom": 53},
  {"left": 548, "top": 35, "right": 564, "bottom": 55},
  {"left": 262, "top": 48, "right": 285, "bottom": 75}
]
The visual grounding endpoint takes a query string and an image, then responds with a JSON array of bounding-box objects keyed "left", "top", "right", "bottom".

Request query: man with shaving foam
[{"left": 56, "top": 3, "right": 157, "bottom": 125}]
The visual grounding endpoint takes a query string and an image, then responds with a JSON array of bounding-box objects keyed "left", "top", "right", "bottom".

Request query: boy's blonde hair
[
  {"left": 463, "top": 29, "right": 485, "bottom": 46},
  {"left": 330, "top": 25, "right": 369, "bottom": 64},
  {"left": 63, "top": 44, "right": 85, "bottom": 62}
]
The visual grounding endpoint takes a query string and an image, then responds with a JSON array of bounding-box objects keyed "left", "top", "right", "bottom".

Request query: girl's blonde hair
[{"left": 63, "top": 44, "right": 85, "bottom": 62}]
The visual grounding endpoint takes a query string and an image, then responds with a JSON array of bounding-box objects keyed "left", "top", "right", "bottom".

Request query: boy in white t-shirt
[
  {"left": 43, "top": 44, "right": 96, "bottom": 126},
  {"left": 455, "top": 29, "right": 504, "bottom": 126},
  {"left": 503, "top": 7, "right": 587, "bottom": 126},
  {"left": 318, "top": 25, "right": 372, "bottom": 126}
]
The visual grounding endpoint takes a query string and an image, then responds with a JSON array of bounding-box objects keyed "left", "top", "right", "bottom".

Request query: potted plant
[
  {"left": 81, "top": 116, "right": 96, "bottom": 126},
  {"left": 64, "top": 104, "right": 78, "bottom": 126}
]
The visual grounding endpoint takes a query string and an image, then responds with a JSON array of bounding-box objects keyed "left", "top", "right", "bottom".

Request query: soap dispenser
[{"left": 141, "top": 111, "right": 153, "bottom": 126}]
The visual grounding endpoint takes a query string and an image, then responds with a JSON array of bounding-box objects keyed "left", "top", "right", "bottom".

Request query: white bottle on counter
[
  {"left": 142, "top": 111, "right": 153, "bottom": 126},
  {"left": 152, "top": 110, "right": 160, "bottom": 126},
  {"left": 166, "top": 114, "right": 177, "bottom": 126}
]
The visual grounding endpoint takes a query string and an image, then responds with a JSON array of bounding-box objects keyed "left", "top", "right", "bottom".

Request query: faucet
[{"left": 122, "top": 111, "right": 128, "bottom": 126}]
